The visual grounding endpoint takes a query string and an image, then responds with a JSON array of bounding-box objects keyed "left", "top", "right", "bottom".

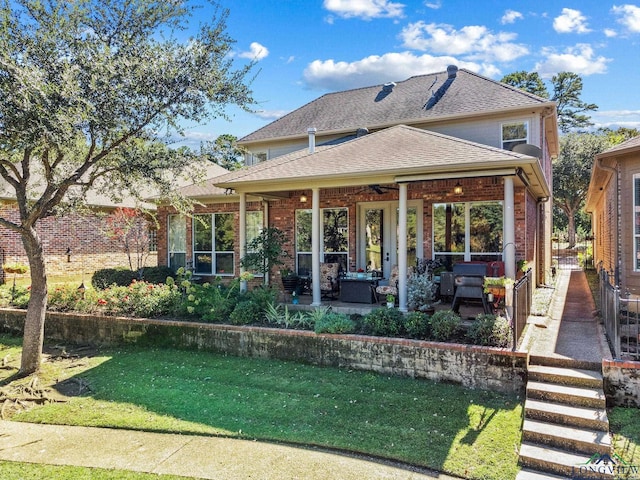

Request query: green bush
[
  {"left": 95, "top": 281, "right": 181, "bottom": 317},
  {"left": 230, "top": 300, "right": 263, "bottom": 325},
  {"left": 0, "top": 284, "right": 30, "bottom": 308},
  {"left": 429, "top": 310, "right": 461, "bottom": 342},
  {"left": 314, "top": 312, "right": 356, "bottom": 334},
  {"left": 362, "top": 307, "right": 405, "bottom": 337},
  {"left": 140, "top": 266, "right": 175, "bottom": 285},
  {"left": 404, "top": 311, "right": 430, "bottom": 339},
  {"left": 92, "top": 268, "right": 138, "bottom": 290},
  {"left": 467, "top": 314, "right": 511, "bottom": 348}
]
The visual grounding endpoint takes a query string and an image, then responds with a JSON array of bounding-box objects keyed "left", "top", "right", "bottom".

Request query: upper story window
[
  {"left": 246, "top": 152, "right": 267, "bottom": 166},
  {"left": 501, "top": 121, "right": 528, "bottom": 151}
]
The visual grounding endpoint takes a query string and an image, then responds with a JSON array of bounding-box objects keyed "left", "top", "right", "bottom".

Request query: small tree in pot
[{"left": 240, "top": 227, "right": 290, "bottom": 286}]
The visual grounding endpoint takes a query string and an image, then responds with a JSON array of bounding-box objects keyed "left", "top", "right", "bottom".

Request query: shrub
[
  {"left": 230, "top": 300, "right": 263, "bottom": 325},
  {"left": 263, "top": 303, "right": 309, "bottom": 329},
  {"left": 314, "top": 312, "right": 356, "bottom": 334},
  {"left": 429, "top": 310, "right": 461, "bottom": 342},
  {"left": 404, "top": 311, "right": 430, "bottom": 339},
  {"left": 0, "top": 284, "right": 30, "bottom": 308},
  {"left": 362, "top": 307, "right": 405, "bottom": 337},
  {"left": 92, "top": 268, "right": 138, "bottom": 290},
  {"left": 48, "top": 284, "right": 101, "bottom": 314},
  {"left": 96, "top": 281, "right": 180, "bottom": 317},
  {"left": 467, "top": 314, "right": 511, "bottom": 348},
  {"left": 140, "top": 266, "right": 175, "bottom": 285}
]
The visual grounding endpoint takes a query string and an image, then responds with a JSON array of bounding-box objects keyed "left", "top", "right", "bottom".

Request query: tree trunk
[
  {"left": 566, "top": 207, "right": 577, "bottom": 249},
  {"left": 19, "top": 228, "right": 48, "bottom": 376}
]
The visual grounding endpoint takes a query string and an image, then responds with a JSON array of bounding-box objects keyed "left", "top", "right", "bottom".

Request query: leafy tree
[
  {"left": 240, "top": 227, "right": 289, "bottom": 285},
  {"left": 200, "top": 134, "right": 246, "bottom": 171},
  {"left": 551, "top": 72, "right": 598, "bottom": 133},
  {"left": 0, "top": 0, "right": 254, "bottom": 375},
  {"left": 104, "top": 207, "right": 152, "bottom": 272},
  {"left": 501, "top": 71, "right": 597, "bottom": 133},
  {"left": 500, "top": 71, "right": 549, "bottom": 98},
  {"left": 554, "top": 132, "right": 612, "bottom": 247}
]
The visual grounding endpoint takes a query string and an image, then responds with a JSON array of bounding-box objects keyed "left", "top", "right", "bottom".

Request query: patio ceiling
[{"left": 214, "top": 125, "right": 550, "bottom": 199}]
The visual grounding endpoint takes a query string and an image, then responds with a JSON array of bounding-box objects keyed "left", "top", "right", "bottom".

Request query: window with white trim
[
  {"left": 295, "top": 208, "right": 348, "bottom": 275},
  {"left": 501, "top": 121, "right": 528, "bottom": 151},
  {"left": 168, "top": 214, "right": 186, "bottom": 271},
  {"left": 634, "top": 175, "right": 640, "bottom": 271},
  {"left": 193, "top": 213, "right": 235, "bottom": 276},
  {"left": 433, "top": 201, "right": 503, "bottom": 270}
]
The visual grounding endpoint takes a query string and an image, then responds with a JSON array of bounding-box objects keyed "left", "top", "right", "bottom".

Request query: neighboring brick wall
[
  {"left": 603, "top": 359, "right": 640, "bottom": 407},
  {"left": 0, "top": 204, "right": 157, "bottom": 279},
  {"left": 0, "top": 309, "right": 528, "bottom": 394}
]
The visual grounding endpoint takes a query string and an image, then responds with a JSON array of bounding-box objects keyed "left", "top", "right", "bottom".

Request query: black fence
[
  {"left": 512, "top": 268, "right": 532, "bottom": 350},
  {"left": 552, "top": 235, "right": 594, "bottom": 271},
  {"left": 599, "top": 266, "right": 639, "bottom": 360}
]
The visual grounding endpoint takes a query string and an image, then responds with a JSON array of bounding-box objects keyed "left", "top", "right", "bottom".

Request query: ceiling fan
[{"left": 365, "top": 184, "right": 399, "bottom": 194}]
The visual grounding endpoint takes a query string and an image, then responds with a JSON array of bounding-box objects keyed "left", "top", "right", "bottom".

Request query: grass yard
[
  {"left": 0, "top": 461, "right": 189, "bottom": 480},
  {"left": 0, "top": 334, "right": 522, "bottom": 480}
]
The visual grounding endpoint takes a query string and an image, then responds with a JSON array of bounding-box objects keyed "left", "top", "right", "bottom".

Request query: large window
[
  {"left": 433, "top": 201, "right": 503, "bottom": 270},
  {"left": 296, "top": 208, "right": 348, "bottom": 275},
  {"left": 634, "top": 176, "right": 640, "bottom": 271},
  {"left": 193, "top": 213, "right": 235, "bottom": 276},
  {"left": 501, "top": 121, "right": 528, "bottom": 151},
  {"left": 168, "top": 214, "right": 186, "bottom": 271}
]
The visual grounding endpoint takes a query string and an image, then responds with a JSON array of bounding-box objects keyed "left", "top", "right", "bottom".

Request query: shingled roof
[
  {"left": 239, "top": 67, "right": 553, "bottom": 144},
  {"left": 217, "top": 125, "right": 549, "bottom": 197}
]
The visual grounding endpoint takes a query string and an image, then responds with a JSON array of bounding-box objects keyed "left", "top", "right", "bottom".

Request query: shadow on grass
[{"left": 2, "top": 334, "right": 522, "bottom": 479}]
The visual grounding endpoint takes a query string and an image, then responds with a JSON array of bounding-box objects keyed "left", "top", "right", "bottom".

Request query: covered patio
[{"left": 213, "top": 125, "right": 551, "bottom": 312}]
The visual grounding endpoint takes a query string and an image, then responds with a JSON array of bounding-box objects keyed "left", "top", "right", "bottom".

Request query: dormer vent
[{"left": 382, "top": 82, "right": 396, "bottom": 92}]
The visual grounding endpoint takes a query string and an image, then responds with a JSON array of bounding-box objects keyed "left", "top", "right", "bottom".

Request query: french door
[{"left": 358, "top": 201, "right": 422, "bottom": 279}]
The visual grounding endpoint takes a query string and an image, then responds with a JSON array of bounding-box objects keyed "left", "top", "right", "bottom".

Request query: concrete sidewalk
[
  {"left": 522, "top": 265, "right": 612, "bottom": 364},
  {"left": 0, "top": 420, "right": 458, "bottom": 479}
]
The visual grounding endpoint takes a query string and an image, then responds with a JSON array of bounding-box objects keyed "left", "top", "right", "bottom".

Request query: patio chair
[
  {"left": 375, "top": 265, "right": 399, "bottom": 302},
  {"left": 319, "top": 262, "right": 340, "bottom": 299}
]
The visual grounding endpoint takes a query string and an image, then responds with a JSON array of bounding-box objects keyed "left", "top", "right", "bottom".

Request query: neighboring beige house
[
  {"left": 586, "top": 135, "right": 640, "bottom": 293},
  {"left": 157, "top": 66, "right": 559, "bottom": 311}
]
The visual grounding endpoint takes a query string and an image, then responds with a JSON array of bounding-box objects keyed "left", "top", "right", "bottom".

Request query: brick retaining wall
[
  {"left": 0, "top": 309, "right": 527, "bottom": 394},
  {"left": 603, "top": 359, "right": 640, "bottom": 407}
]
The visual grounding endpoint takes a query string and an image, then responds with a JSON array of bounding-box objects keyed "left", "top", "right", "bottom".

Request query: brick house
[
  {"left": 586, "top": 135, "right": 640, "bottom": 293},
  {"left": 157, "top": 66, "right": 559, "bottom": 310},
  {"left": 0, "top": 162, "right": 226, "bottom": 283}
]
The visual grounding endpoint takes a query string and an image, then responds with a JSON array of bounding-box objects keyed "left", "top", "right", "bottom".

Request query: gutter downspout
[{"left": 597, "top": 158, "right": 619, "bottom": 285}]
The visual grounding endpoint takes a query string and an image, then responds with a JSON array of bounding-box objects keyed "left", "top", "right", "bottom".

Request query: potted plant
[
  {"left": 407, "top": 272, "right": 437, "bottom": 313},
  {"left": 279, "top": 268, "right": 299, "bottom": 294},
  {"left": 2, "top": 262, "right": 28, "bottom": 275},
  {"left": 386, "top": 294, "right": 395, "bottom": 308},
  {"left": 240, "top": 227, "right": 290, "bottom": 286}
]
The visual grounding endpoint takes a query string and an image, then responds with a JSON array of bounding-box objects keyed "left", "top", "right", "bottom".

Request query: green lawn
[
  {"left": 0, "top": 334, "right": 522, "bottom": 480},
  {"left": 0, "top": 461, "right": 189, "bottom": 480}
]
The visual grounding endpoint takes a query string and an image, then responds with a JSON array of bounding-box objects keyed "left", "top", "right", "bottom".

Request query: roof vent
[
  {"left": 382, "top": 82, "right": 396, "bottom": 92},
  {"left": 447, "top": 65, "right": 458, "bottom": 78},
  {"left": 356, "top": 127, "right": 369, "bottom": 137}
]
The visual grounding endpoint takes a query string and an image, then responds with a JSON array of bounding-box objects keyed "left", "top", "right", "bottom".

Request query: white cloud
[
  {"left": 501, "top": 10, "right": 523, "bottom": 25},
  {"left": 612, "top": 4, "right": 640, "bottom": 32},
  {"left": 302, "top": 51, "right": 499, "bottom": 91},
  {"left": 591, "top": 109, "right": 640, "bottom": 130},
  {"left": 553, "top": 8, "right": 591, "bottom": 34},
  {"left": 424, "top": 0, "right": 441, "bottom": 9},
  {"left": 238, "top": 42, "right": 269, "bottom": 61},
  {"left": 253, "top": 109, "right": 289, "bottom": 121},
  {"left": 604, "top": 28, "right": 618, "bottom": 37},
  {"left": 535, "top": 44, "right": 610, "bottom": 78},
  {"left": 323, "top": 0, "right": 405, "bottom": 19},
  {"left": 400, "top": 22, "right": 528, "bottom": 62}
]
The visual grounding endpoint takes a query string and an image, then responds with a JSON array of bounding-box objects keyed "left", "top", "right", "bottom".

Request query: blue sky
[{"left": 177, "top": 0, "right": 640, "bottom": 147}]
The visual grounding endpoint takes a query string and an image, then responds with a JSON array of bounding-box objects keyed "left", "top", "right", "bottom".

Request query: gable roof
[
  {"left": 239, "top": 67, "right": 554, "bottom": 145},
  {"left": 217, "top": 125, "right": 550, "bottom": 198},
  {"left": 597, "top": 134, "right": 640, "bottom": 159}
]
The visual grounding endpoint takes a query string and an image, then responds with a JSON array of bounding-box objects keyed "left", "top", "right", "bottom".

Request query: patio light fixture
[
  {"left": 453, "top": 182, "right": 463, "bottom": 195},
  {"left": 300, "top": 194, "right": 307, "bottom": 203}
]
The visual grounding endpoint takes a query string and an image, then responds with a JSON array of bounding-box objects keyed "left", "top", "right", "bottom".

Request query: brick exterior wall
[
  {"left": 0, "top": 203, "right": 157, "bottom": 283},
  {"left": 157, "top": 177, "right": 533, "bottom": 280}
]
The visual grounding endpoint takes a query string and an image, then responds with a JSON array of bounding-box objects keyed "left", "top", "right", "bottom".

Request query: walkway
[{"left": 522, "top": 263, "right": 612, "bottom": 364}]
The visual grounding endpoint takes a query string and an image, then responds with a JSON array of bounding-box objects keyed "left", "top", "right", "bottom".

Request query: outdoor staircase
[{"left": 517, "top": 356, "right": 612, "bottom": 479}]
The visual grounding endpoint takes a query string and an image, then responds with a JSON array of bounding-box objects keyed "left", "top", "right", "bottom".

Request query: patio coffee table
[{"left": 339, "top": 277, "right": 378, "bottom": 303}]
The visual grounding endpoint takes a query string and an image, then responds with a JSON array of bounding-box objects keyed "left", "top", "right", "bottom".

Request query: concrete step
[
  {"left": 528, "top": 364, "right": 603, "bottom": 389},
  {"left": 525, "top": 398, "right": 609, "bottom": 431},
  {"left": 516, "top": 467, "right": 565, "bottom": 480},
  {"left": 529, "top": 354, "right": 602, "bottom": 372},
  {"left": 522, "top": 418, "right": 612, "bottom": 455},
  {"left": 519, "top": 442, "right": 614, "bottom": 478},
  {"left": 527, "top": 380, "right": 606, "bottom": 409}
]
